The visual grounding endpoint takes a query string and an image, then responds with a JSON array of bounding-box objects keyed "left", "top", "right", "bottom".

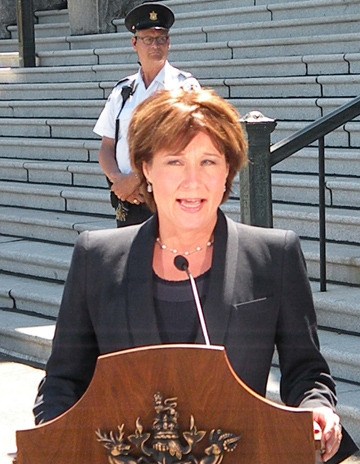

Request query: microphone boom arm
[{"left": 186, "top": 270, "right": 211, "bottom": 346}]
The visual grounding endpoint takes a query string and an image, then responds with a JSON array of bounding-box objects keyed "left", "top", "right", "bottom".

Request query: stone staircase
[{"left": 0, "top": 0, "right": 359, "bottom": 447}]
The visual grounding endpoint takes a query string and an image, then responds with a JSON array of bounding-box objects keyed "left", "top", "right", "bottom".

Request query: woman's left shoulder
[
  {"left": 80, "top": 223, "right": 142, "bottom": 250},
  {"left": 226, "top": 215, "right": 299, "bottom": 246}
]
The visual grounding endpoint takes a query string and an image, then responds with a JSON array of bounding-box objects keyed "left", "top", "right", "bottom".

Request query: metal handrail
[{"left": 270, "top": 95, "right": 360, "bottom": 291}]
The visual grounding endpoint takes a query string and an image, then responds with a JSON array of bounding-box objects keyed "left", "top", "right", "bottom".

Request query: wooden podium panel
[{"left": 15, "top": 344, "right": 320, "bottom": 464}]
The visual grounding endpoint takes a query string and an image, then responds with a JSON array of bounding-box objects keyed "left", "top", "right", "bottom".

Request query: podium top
[{"left": 15, "top": 344, "right": 318, "bottom": 464}]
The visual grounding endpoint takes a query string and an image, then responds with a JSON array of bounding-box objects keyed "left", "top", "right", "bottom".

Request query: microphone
[{"left": 174, "top": 255, "right": 211, "bottom": 346}]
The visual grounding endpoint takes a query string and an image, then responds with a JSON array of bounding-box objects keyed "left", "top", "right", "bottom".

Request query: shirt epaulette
[
  {"left": 113, "top": 77, "right": 131, "bottom": 89},
  {"left": 178, "top": 70, "right": 193, "bottom": 79},
  {"left": 113, "top": 72, "right": 138, "bottom": 88}
]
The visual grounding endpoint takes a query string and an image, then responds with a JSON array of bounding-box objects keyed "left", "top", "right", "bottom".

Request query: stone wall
[
  {"left": 68, "top": 0, "right": 143, "bottom": 35},
  {"left": 0, "top": 0, "right": 67, "bottom": 38},
  {"left": 0, "top": 0, "right": 151, "bottom": 38}
]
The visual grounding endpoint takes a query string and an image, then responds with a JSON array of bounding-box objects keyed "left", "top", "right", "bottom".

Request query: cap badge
[{"left": 149, "top": 11, "right": 158, "bottom": 21}]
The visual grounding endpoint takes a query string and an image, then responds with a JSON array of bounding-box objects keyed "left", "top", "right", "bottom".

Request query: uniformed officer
[{"left": 93, "top": 2, "right": 200, "bottom": 227}]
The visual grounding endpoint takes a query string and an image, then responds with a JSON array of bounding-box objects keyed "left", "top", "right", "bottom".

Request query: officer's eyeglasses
[{"left": 135, "top": 35, "right": 169, "bottom": 46}]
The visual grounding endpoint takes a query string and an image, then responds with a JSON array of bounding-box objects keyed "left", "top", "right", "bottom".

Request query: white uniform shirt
[{"left": 93, "top": 61, "right": 200, "bottom": 174}]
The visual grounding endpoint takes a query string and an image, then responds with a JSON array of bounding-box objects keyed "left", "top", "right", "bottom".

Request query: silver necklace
[{"left": 156, "top": 237, "right": 213, "bottom": 256}]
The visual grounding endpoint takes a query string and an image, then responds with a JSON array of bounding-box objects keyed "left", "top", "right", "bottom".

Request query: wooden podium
[{"left": 14, "top": 345, "right": 321, "bottom": 463}]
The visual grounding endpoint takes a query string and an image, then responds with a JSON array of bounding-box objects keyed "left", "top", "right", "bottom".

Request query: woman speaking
[{"left": 34, "top": 88, "right": 357, "bottom": 463}]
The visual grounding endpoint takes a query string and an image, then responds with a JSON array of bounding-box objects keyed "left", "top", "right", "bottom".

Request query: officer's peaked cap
[{"left": 125, "top": 2, "right": 175, "bottom": 33}]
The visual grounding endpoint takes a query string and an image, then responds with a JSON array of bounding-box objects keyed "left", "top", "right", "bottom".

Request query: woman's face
[{"left": 143, "top": 131, "right": 229, "bottom": 235}]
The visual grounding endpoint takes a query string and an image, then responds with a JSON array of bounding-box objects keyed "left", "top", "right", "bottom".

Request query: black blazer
[{"left": 34, "top": 211, "right": 357, "bottom": 462}]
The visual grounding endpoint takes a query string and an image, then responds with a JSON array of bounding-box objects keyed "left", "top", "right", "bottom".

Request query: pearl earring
[{"left": 147, "top": 182, "right": 153, "bottom": 193}]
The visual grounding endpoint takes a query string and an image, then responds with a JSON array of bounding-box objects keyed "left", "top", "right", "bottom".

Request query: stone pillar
[{"left": 67, "top": 0, "right": 143, "bottom": 35}]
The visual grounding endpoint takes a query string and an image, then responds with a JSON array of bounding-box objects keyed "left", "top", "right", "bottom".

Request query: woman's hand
[{"left": 313, "top": 406, "right": 342, "bottom": 462}]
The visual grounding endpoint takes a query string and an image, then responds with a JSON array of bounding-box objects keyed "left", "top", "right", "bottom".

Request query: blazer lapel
[
  {"left": 127, "top": 216, "right": 161, "bottom": 347},
  {"left": 195, "top": 211, "right": 240, "bottom": 346}
]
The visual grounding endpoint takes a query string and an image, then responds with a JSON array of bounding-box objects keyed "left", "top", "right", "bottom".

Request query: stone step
[
  {"left": 1, "top": 3, "right": 359, "bottom": 55},
  {"left": 222, "top": 208, "right": 360, "bottom": 285},
  {"left": 273, "top": 147, "right": 360, "bottom": 177},
  {"left": 0, "top": 137, "right": 99, "bottom": 161},
  {"left": 8, "top": 21, "right": 70, "bottom": 40},
  {"left": 0, "top": 236, "right": 72, "bottom": 282},
  {"left": 0, "top": 76, "right": 358, "bottom": 104},
  {"left": 268, "top": 326, "right": 360, "bottom": 444},
  {"left": 0, "top": 99, "right": 104, "bottom": 118},
  {"left": 61, "top": 27, "right": 207, "bottom": 51},
  {"left": 3, "top": 53, "right": 360, "bottom": 84},
  {"left": 312, "top": 283, "right": 360, "bottom": 333},
  {"left": 0, "top": 274, "right": 63, "bottom": 318},
  {"left": 37, "top": 41, "right": 233, "bottom": 67},
  {"left": 0, "top": 206, "right": 114, "bottom": 245},
  {"left": 0, "top": 79, "right": 225, "bottom": 108},
  {"left": 256, "top": 97, "right": 360, "bottom": 120},
  {"left": 305, "top": 52, "right": 360, "bottom": 75},
  {"left": 0, "top": 77, "right": 224, "bottom": 101},
  {"left": 0, "top": 159, "right": 105, "bottom": 186},
  {"left": 119, "top": 3, "right": 271, "bottom": 31},
  {"left": 0, "top": 309, "right": 54, "bottom": 366},
  {"left": 302, "top": 240, "right": 360, "bottom": 285},
  {"left": 271, "top": 174, "right": 360, "bottom": 208},
  {"left": 232, "top": 97, "right": 326, "bottom": 122},
  {"left": 1, "top": 97, "right": 355, "bottom": 121},
  {"left": 273, "top": 204, "right": 360, "bottom": 245},
  {"left": 0, "top": 36, "right": 71, "bottom": 53},
  {"left": 34, "top": 13, "right": 359, "bottom": 53},
  {"left": 319, "top": 75, "right": 360, "bottom": 97},
  {"left": 115, "top": 0, "right": 360, "bottom": 32},
  {"left": 166, "top": 0, "right": 359, "bottom": 14},
  {"left": 0, "top": 63, "right": 136, "bottom": 83},
  {"left": 319, "top": 329, "right": 360, "bottom": 386},
  {"left": 267, "top": 364, "right": 360, "bottom": 447},
  {"left": 229, "top": 33, "right": 360, "bottom": 61},
  {"left": 0, "top": 81, "right": 107, "bottom": 100},
  {"left": 0, "top": 117, "right": 98, "bottom": 139},
  {"left": 0, "top": 14, "right": 359, "bottom": 53},
  {"left": 0, "top": 52, "right": 18, "bottom": 68},
  {"left": 227, "top": 75, "right": 360, "bottom": 99},
  {"left": 35, "top": 8, "right": 69, "bottom": 25},
  {"left": 0, "top": 181, "right": 113, "bottom": 216},
  {"left": 34, "top": 31, "right": 360, "bottom": 68},
  {"left": 272, "top": 119, "right": 360, "bottom": 147},
  {"left": 165, "top": 0, "right": 253, "bottom": 11},
  {"left": 200, "top": 14, "right": 360, "bottom": 43}
]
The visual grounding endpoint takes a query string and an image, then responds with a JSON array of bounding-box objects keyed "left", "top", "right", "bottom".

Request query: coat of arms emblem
[{"left": 96, "top": 392, "right": 241, "bottom": 463}]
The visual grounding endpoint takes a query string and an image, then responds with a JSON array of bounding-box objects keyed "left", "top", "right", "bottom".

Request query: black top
[{"left": 153, "top": 269, "right": 210, "bottom": 343}]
